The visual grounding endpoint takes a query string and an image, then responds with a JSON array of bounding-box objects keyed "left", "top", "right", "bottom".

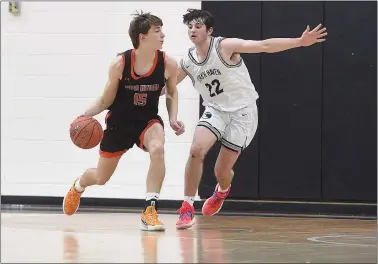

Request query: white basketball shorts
[{"left": 197, "top": 103, "right": 258, "bottom": 152}]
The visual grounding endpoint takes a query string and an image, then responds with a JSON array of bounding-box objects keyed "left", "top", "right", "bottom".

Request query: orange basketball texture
[{"left": 70, "top": 116, "right": 103, "bottom": 149}]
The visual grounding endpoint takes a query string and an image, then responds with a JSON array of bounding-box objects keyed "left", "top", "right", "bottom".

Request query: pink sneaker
[
  {"left": 176, "top": 201, "right": 196, "bottom": 230},
  {"left": 202, "top": 184, "right": 231, "bottom": 216}
]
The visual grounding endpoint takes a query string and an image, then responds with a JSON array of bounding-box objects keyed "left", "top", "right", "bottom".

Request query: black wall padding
[
  {"left": 258, "top": 2, "right": 324, "bottom": 200},
  {"left": 321, "top": 1, "right": 377, "bottom": 202},
  {"left": 199, "top": 1, "right": 262, "bottom": 199},
  {"left": 198, "top": 1, "right": 376, "bottom": 203}
]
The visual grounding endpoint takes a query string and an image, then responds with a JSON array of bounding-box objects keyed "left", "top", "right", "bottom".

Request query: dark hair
[
  {"left": 129, "top": 10, "right": 163, "bottom": 48},
  {"left": 183, "top": 9, "right": 214, "bottom": 30}
]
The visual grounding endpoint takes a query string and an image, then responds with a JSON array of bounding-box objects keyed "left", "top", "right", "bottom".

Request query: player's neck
[
  {"left": 195, "top": 37, "right": 212, "bottom": 58},
  {"left": 134, "top": 47, "right": 156, "bottom": 64}
]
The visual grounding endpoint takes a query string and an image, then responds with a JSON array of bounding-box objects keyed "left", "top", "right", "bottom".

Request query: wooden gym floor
[{"left": 1, "top": 209, "right": 376, "bottom": 263}]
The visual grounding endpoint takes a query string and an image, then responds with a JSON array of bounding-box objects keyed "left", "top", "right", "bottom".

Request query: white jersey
[{"left": 181, "top": 36, "right": 259, "bottom": 112}]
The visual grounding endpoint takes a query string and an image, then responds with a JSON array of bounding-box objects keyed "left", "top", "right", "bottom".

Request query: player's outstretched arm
[
  {"left": 83, "top": 56, "right": 123, "bottom": 117},
  {"left": 160, "top": 60, "right": 188, "bottom": 96},
  {"left": 165, "top": 54, "right": 185, "bottom": 136},
  {"left": 222, "top": 24, "right": 327, "bottom": 54}
]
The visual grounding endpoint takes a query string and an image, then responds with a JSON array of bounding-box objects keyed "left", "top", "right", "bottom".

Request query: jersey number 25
[
  {"left": 134, "top": 93, "right": 147, "bottom": 106},
  {"left": 205, "top": 79, "right": 224, "bottom": 97}
]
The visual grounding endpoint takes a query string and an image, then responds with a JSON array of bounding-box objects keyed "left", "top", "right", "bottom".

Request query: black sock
[{"left": 144, "top": 198, "right": 158, "bottom": 212}]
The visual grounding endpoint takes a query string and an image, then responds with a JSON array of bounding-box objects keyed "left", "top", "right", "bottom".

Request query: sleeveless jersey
[
  {"left": 107, "top": 49, "right": 166, "bottom": 122},
  {"left": 181, "top": 36, "right": 259, "bottom": 112}
]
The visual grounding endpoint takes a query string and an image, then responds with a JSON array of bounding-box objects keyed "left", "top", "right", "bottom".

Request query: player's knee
[
  {"left": 190, "top": 144, "right": 206, "bottom": 161},
  {"left": 148, "top": 142, "right": 164, "bottom": 160}
]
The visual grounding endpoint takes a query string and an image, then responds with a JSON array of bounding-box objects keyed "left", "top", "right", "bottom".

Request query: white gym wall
[{"left": 1, "top": 2, "right": 201, "bottom": 200}]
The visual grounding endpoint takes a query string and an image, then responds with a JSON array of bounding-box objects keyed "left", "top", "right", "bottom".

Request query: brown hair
[
  {"left": 129, "top": 10, "right": 163, "bottom": 48},
  {"left": 183, "top": 9, "right": 214, "bottom": 31}
]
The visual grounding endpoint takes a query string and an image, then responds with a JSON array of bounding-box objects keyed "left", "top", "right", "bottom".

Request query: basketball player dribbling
[
  {"left": 165, "top": 9, "right": 327, "bottom": 229},
  {"left": 63, "top": 12, "right": 185, "bottom": 231}
]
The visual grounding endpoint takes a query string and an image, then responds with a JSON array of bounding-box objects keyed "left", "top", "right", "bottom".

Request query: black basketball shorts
[{"left": 99, "top": 112, "right": 164, "bottom": 158}]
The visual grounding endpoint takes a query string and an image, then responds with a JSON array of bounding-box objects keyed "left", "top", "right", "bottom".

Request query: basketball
[{"left": 69, "top": 116, "right": 104, "bottom": 149}]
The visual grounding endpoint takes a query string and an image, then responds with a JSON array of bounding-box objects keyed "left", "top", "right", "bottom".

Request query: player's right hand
[
  {"left": 70, "top": 114, "right": 86, "bottom": 126},
  {"left": 170, "top": 120, "right": 185, "bottom": 136}
]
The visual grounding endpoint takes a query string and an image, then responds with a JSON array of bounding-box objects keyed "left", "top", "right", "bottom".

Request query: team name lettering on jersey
[
  {"left": 197, "top": 69, "right": 222, "bottom": 83},
  {"left": 124, "top": 84, "right": 160, "bottom": 92}
]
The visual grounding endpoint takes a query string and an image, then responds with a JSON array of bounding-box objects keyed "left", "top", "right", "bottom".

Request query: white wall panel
[{"left": 1, "top": 2, "right": 201, "bottom": 201}]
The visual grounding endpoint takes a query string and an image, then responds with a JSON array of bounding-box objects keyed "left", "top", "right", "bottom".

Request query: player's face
[
  {"left": 187, "top": 21, "right": 210, "bottom": 45},
  {"left": 142, "top": 25, "right": 165, "bottom": 50}
]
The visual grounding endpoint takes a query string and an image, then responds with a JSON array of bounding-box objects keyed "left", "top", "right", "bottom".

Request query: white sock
[
  {"left": 146, "top": 192, "right": 159, "bottom": 201},
  {"left": 184, "top": 196, "right": 195, "bottom": 206},
  {"left": 74, "top": 178, "right": 85, "bottom": 192},
  {"left": 218, "top": 185, "right": 230, "bottom": 193}
]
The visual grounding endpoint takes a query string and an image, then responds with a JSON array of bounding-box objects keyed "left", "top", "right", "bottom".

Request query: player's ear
[
  {"left": 207, "top": 27, "right": 213, "bottom": 36},
  {"left": 139, "top": 33, "right": 146, "bottom": 43}
]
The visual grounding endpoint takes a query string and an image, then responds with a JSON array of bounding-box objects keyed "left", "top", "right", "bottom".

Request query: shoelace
[
  {"left": 66, "top": 190, "right": 80, "bottom": 206},
  {"left": 177, "top": 207, "right": 192, "bottom": 220},
  {"left": 209, "top": 192, "right": 224, "bottom": 208},
  {"left": 145, "top": 208, "right": 161, "bottom": 224}
]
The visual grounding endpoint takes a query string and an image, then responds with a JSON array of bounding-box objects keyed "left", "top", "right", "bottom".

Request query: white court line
[{"left": 307, "top": 234, "right": 376, "bottom": 247}]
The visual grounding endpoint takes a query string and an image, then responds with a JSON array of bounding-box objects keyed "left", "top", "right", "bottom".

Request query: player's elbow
[
  {"left": 166, "top": 88, "right": 177, "bottom": 100},
  {"left": 253, "top": 42, "right": 273, "bottom": 53},
  {"left": 261, "top": 45, "right": 274, "bottom": 53},
  {"left": 101, "top": 95, "right": 115, "bottom": 110},
  {"left": 258, "top": 40, "right": 278, "bottom": 53}
]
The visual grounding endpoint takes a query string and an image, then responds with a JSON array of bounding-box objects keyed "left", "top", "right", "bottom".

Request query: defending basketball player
[
  {"left": 63, "top": 11, "right": 185, "bottom": 231},
  {"left": 163, "top": 9, "right": 327, "bottom": 229}
]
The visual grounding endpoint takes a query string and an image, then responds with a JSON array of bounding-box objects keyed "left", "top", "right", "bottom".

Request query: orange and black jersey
[{"left": 107, "top": 49, "right": 166, "bottom": 122}]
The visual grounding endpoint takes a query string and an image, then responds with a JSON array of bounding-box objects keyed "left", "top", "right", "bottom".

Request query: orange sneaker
[
  {"left": 140, "top": 206, "right": 165, "bottom": 231},
  {"left": 63, "top": 178, "right": 84, "bottom": 216}
]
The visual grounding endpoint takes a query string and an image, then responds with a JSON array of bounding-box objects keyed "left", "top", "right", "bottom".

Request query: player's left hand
[
  {"left": 170, "top": 120, "right": 185, "bottom": 136},
  {"left": 300, "top": 24, "right": 327, "bottom": 47}
]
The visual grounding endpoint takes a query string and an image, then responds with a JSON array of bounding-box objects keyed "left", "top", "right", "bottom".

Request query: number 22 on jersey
[
  {"left": 134, "top": 93, "right": 147, "bottom": 106},
  {"left": 205, "top": 79, "right": 223, "bottom": 97}
]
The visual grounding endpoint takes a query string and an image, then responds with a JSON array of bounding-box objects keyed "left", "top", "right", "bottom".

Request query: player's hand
[
  {"left": 76, "top": 114, "right": 92, "bottom": 120},
  {"left": 300, "top": 24, "right": 327, "bottom": 47},
  {"left": 70, "top": 114, "right": 87, "bottom": 126},
  {"left": 170, "top": 120, "right": 185, "bottom": 136}
]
